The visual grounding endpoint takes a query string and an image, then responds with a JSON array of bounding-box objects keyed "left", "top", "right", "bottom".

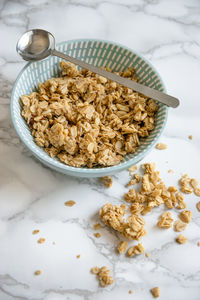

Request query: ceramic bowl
[{"left": 11, "top": 39, "right": 168, "bottom": 177}]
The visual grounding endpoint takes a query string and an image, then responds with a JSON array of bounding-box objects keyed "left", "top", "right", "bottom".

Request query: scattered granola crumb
[
  {"left": 145, "top": 252, "right": 150, "bottom": 258},
  {"left": 117, "top": 241, "right": 128, "bottom": 254},
  {"left": 173, "top": 220, "right": 187, "bottom": 232},
  {"left": 128, "top": 165, "right": 138, "bottom": 175},
  {"left": 100, "top": 176, "right": 113, "bottom": 188},
  {"left": 127, "top": 243, "right": 144, "bottom": 257},
  {"left": 91, "top": 266, "right": 99, "bottom": 274},
  {"left": 157, "top": 212, "right": 173, "bottom": 229},
  {"left": 37, "top": 238, "right": 46, "bottom": 244},
  {"left": 94, "top": 232, "right": 101, "bottom": 238},
  {"left": 197, "top": 242, "right": 200, "bottom": 247},
  {"left": 196, "top": 202, "right": 200, "bottom": 212},
  {"left": 76, "top": 254, "right": 81, "bottom": 259},
  {"left": 93, "top": 223, "right": 101, "bottom": 230},
  {"left": 91, "top": 266, "right": 114, "bottom": 287},
  {"left": 65, "top": 200, "right": 76, "bottom": 207},
  {"left": 188, "top": 135, "right": 193, "bottom": 140},
  {"left": 151, "top": 287, "right": 160, "bottom": 298},
  {"left": 32, "top": 230, "right": 39, "bottom": 235},
  {"left": 168, "top": 169, "right": 174, "bottom": 173},
  {"left": 179, "top": 210, "right": 192, "bottom": 223},
  {"left": 129, "top": 289, "right": 134, "bottom": 294},
  {"left": 34, "top": 270, "right": 41, "bottom": 275},
  {"left": 179, "top": 174, "right": 193, "bottom": 194},
  {"left": 176, "top": 234, "right": 188, "bottom": 244},
  {"left": 155, "top": 143, "right": 167, "bottom": 150}
]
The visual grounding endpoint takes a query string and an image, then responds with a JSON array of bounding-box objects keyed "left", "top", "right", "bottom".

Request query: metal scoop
[{"left": 16, "top": 29, "right": 180, "bottom": 108}]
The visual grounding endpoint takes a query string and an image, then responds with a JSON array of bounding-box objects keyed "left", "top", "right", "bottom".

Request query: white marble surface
[{"left": 0, "top": 0, "right": 200, "bottom": 299}]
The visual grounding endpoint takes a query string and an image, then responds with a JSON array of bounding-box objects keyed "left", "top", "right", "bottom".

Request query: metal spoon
[{"left": 16, "top": 29, "right": 180, "bottom": 108}]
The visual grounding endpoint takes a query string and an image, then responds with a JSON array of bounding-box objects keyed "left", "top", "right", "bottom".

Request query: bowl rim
[{"left": 11, "top": 38, "right": 168, "bottom": 175}]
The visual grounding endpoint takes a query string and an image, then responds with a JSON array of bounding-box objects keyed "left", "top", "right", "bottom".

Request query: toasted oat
[
  {"left": 196, "top": 202, "right": 200, "bottom": 211},
  {"left": 94, "top": 232, "right": 101, "bottom": 238},
  {"left": 127, "top": 173, "right": 141, "bottom": 187},
  {"left": 190, "top": 178, "right": 198, "bottom": 189},
  {"left": 117, "top": 241, "right": 128, "bottom": 254},
  {"left": 176, "top": 234, "right": 187, "bottom": 244},
  {"left": 141, "top": 206, "right": 152, "bottom": 215},
  {"left": 173, "top": 220, "right": 187, "bottom": 232},
  {"left": 155, "top": 143, "right": 167, "bottom": 150},
  {"left": 100, "top": 176, "right": 113, "bottom": 188},
  {"left": 179, "top": 210, "right": 192, "bottom": 223},
  {"left": 21, "top": 62, "right": 158, "bottom": 168},
  {"left": 93, "top": 223, "right": 101, "bottom": 230},
  {"left": 127, "top": 243, "right": 144, "bottom": 257},
  {"left": 168, "top": 169, "right": 174, "bottom": 173},
  {"left": 37, "top": 238, "right": 46, "bottom": 244},
  {"left": 128, "top": 165, "right": 138, "bottom": 174},
  {"left": 91, "top": 266, "right": 114, "bottom": 287},
  {"left": 179, "top": 174, "right": 193, "bottom": 194},
  {"left": 76, "top": 254, "right": 81, "bottom": 259},
  {"left": 129, "top": 289, "right": 134, "bottom": 294},
  {"left": 91, "top": 266, "right": 99, "bottom": 274},
  {"left": 65, "top": 200, "right": 76, "bottom": 207},
  {"left": 34, "top": 270, "right": 41, "bottom": 275},
  {"left": 145, "top": 252, "right": 150, "bottom": 258},
  {"left": 194, "top": 188, "right": 200, "bottom": 197},
  {"left": 32, "top": 230, "right": 39, "bottom": 235},
  {"left": 157, "top": 212, "right": 173, "bottom": 229},
  {"left": 151, "top": 287, "right": 160, "bottom": 298},
  {"left": 188, "top": 135, "right": 193, "bottom": 140}
]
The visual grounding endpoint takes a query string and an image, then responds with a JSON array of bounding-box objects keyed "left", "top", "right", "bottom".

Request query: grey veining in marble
[{"left": 0, "top": 0, "right": 200, "bottom": 299}]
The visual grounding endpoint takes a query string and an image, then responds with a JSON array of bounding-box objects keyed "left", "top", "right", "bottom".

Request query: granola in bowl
[{"left": 21, "top": 61, "right": 158, "bottom": 168}]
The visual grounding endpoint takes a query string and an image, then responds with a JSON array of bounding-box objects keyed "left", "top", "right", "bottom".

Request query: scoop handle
[{"left": 53, "top": 49, "right": 180, "bottom": 108}]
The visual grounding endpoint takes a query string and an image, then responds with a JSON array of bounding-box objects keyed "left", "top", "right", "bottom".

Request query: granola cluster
[
  {"left": 91, "top": 266, "right": 114, "bottom": 287},
  {"left": 99, "top": 203, "right": 146, "bottom": 240},
  {"left": 21, "top": 61, "right": 158, "bottom": 168}
]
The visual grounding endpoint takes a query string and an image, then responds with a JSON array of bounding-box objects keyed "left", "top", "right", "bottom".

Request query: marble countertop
[{"left": 0, "top": 0, "right": 200, "bottom": 299}]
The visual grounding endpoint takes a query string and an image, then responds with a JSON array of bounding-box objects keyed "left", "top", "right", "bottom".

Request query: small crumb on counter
[
  {"left": 188, "top": 135, "right": 193, "bottom": 140},
  {"left": 52, "top": 241, "right": 56, "bottom": 245},
  {"left": 93, "top": 223, "right": 101, "bottom": 230},
  {"left": 32, "top": 230, "right": 39, "bottom": 235},
  {"left": 129, "top": 289, "right": 134, "bottom": 294},
  {"left": 155, "top": 143, "right": 167, "bottom": 150},
  {"left": 94, "top": 232, "right": 101, "bottom": 238},
  {"left": 168, "top": 169, "right": 174, "bottom": 173},
  {"left": 65, "top": 200, "right": 76, "bottom": 207},
  {"left": 76, "top": 254, "right": 81, "bottom": 259},
  {"left": 176, "top": 234, "right": 188, "bottom": 244},
  {"left": 117, "top": 241, "right": 128, "bottom": 254},
  {"left": 145, "top": 252, "right": 150, "bottom": 258},
  {"left": 151, "top": 287, "right": 160, "bottom": 298},
  {"left": 37, "top": 238, "right": 46, "bottom": 244},
  {"left": 34, "top": 270, "right": 41, "bottom": 275},
  {"left": 100, "top": 176, "right": 113, "bottom": 188}
]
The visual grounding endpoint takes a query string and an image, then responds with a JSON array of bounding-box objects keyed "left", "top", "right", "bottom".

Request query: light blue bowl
[{"left": 11, "top": 39, "right": 168, "bottom": 177}]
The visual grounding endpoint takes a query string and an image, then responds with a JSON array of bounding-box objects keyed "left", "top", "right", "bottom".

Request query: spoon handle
[{"left": 53, "top": 49, "right": 180, "bottom": 108}]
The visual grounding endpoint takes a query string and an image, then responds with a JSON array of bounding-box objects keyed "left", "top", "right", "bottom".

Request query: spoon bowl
[
  {"left": 17, "top": 29, "right": 55, "bottom": 61},
  {"left": 16, "top": 29, "right": 180, "bottom": 108}
]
